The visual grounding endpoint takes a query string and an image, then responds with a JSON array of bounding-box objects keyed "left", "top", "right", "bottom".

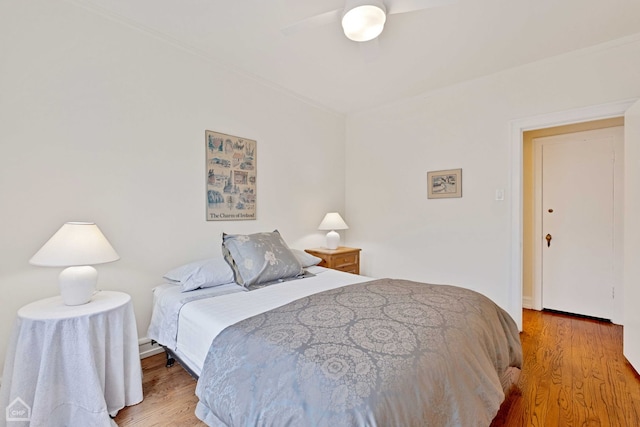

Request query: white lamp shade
[
  {"left": 342, "top": 1, "right": 387, "bottom": 42},
  {"left": 318, "top": 212, "right": 349, "bottom": 231},
  {"left": 30, "top": 222, "right": 120, "bottom": 267}
]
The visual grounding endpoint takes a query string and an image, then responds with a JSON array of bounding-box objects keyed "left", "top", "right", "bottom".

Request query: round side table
[{"left": 0, "top": 291, "right": 143, "bottom": 427}]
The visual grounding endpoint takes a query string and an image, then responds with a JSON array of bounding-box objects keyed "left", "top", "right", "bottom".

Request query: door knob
[{"left": 545, "top": 234, "right": 552, "bottom": 247}]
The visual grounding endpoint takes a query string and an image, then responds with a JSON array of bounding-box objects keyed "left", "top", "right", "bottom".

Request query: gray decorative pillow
[{"left": 222, "top": 230, "right": 303, "bottom": 288}]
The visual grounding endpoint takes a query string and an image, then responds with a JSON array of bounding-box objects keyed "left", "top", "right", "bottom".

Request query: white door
[
  {"left": 537, "top": 128, "right": 622, "bottom": 320},
  {"left": 624, "top": 100, "right": 640, "bottom": 372}
]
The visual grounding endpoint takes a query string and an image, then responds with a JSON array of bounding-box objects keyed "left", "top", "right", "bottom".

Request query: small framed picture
[{"left": 427, "top": 168, "right": 462, "bottom": 199}]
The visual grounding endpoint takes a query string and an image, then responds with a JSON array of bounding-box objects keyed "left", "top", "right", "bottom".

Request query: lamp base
[
  {"left": 59, "top": 266, "right": 97, "bottom": 305},
  {"left": 325, "top": 230, "right": 340, "bottom": 250}
]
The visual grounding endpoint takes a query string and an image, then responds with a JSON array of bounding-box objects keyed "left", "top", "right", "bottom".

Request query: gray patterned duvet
[{"left": 195, "top": 278, "right": 522, "bottom": 426}]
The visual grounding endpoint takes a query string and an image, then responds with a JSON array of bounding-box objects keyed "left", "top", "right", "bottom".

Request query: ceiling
[{"left": 77, "top": 0, "right": 640, "bottom": 114}]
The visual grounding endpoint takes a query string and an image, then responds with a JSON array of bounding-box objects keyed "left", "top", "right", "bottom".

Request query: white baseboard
[
  {"left": 138, "top": 337, "right": 164, "bottom": 359},
  {"left": 522, "top": 296, "right": 534, "bottom": 309}
]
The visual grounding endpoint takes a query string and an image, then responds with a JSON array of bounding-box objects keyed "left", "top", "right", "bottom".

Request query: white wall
[
  {"left": 0, "top": 0, "right": 346, "bottom": 373},
  {"left": 624, "top": 100, "right": 640, "bottom": 371},
  {"left": 345, "top": 34, "right": 640, "bottom": 328}
]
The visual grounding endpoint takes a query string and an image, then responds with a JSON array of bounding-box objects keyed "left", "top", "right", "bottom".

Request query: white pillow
[
  {"left": 163, "top": 258, "right": 235, "bottom": 292},
  {"left": 291, "top": 249, "right": 322, "bottom": 268}
]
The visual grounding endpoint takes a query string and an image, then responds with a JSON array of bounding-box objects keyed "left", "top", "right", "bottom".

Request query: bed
[
  {"left": 148, "top": 231, "right": 522, "bottom": 426},
  {"left": 148, "top": 269, "right": 521, "bottom": 425}
]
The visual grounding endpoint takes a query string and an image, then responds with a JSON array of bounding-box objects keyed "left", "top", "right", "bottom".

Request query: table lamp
[
  {"left": 29, "top": 222, "right": 120, "bottom": 305},
  {"left": 318, "top": 212, "right": 349, "bottom": 250}
]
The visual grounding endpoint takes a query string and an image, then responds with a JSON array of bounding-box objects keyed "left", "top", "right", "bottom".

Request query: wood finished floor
[
  {"left": 492, "top": 309, "right": 640, "bottom": 427},
  {"left": 115, "top": 309, "right": 640, "bottom": 426}
]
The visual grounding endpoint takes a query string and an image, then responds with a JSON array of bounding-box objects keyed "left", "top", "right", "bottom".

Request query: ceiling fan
[{"left": 282, "top": 0, "right": 456, "bottom": 42}]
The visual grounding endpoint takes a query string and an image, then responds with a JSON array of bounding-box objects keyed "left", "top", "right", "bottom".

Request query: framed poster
[
  {"left": 427, "top": 168, "right": 462, "bottom": 199},
  {"left": 206, "top": 130, "right": 257, "bottom": 220}
]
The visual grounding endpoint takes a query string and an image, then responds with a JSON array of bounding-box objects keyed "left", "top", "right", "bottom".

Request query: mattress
[{"left": 148, "top": 266, "right": 373, "bottom": 376}]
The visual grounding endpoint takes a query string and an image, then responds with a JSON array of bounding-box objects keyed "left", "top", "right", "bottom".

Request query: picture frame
[
  {"left": 427, "top": 168, "right": 462, "bottom": 199},
  {"left": 206, "top": 130, "right": 257, "bottom": 221}
]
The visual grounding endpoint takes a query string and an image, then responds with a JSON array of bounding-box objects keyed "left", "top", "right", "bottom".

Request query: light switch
[{"left": 495, "top": 189, "right": 504, "bottom": 201}]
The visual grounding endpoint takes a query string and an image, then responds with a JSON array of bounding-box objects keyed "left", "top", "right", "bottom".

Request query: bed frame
[{"left": 152, "top": 340, "right": 200, "bottom": 380}]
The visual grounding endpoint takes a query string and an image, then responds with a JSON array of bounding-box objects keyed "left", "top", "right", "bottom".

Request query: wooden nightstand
[{"left": 305, "top": 246, "right": 361, "bottom": 274}]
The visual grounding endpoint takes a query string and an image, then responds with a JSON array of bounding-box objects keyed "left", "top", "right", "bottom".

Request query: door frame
[{"left": 508, "top": 98, "right": 637, "bottom": 331}]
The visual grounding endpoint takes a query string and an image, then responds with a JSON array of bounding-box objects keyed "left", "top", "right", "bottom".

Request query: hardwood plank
[
  {"left": 572, "top": 315, "right": 607, "bottom": 426},
  {"left": 114, "top": 354, "right": 205, "bottom": 426},
  {"left": 116, "top": 309, "right": 640, "bottom": 426},
  {"left": 493, "top": 310, "right": 640, "bottom": 427}
]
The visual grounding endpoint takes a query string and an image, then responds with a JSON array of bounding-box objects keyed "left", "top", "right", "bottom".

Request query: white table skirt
[{"left": 0, "top": 291, "right": 143, "bottom": 427}]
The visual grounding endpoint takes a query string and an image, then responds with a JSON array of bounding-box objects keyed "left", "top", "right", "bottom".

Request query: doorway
[{"left": 522, "top": 118, "right": 624, "bottom": 322}]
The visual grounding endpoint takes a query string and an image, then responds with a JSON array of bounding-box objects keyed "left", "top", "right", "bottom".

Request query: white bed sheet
[
  {"left": 174, "top": 267, "right": 372, "bottom": 376},
  {"left": 147, "top": 282, "right": 246, "bottom": 352}
]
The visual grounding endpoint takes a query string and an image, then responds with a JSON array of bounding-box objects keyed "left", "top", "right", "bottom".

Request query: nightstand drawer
[
  {"left": 333, "top": 253, "right": 358, "bottom": 269},
  {"left": 334, "top": 264, "right": 359, "bottom": 274}
]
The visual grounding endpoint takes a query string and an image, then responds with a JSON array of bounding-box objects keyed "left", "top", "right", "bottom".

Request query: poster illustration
[
  {"left": 206, "top": 130, "right": 256, "bottom": 221},
  {"left": 427, "top": 168, "right": 462, "bottom": 199}
]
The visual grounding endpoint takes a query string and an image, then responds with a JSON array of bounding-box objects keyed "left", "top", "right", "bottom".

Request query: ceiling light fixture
[{"left": 341, "top": 1, "right": 387, "bottom": 42}]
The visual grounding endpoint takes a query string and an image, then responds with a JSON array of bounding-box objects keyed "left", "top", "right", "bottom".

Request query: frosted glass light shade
[
  {"left": 318, "top": 213, "right": 349, "bottom": 250},
  {"left": 30, "top": 222, "right": 119, "bottom": 305},
  {"left": 342, "top": 2, "right": 387, "bottom": 42}
]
